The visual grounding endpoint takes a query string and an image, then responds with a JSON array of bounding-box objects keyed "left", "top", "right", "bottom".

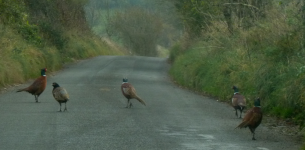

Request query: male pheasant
[
  {"left": 17, "top": 68, "right": 47, "bottom": 102},
  {"left": 52, "top": 82, "right": 69, "bottom": 112},
  {"left": 232, "top": 86, "right": 247, "bottom": 118},
  {"left": 121, "top": 78, "right": 146, "bottom": 108},
  {"left": 236, "top": 97, "right": 262, "bottom": 140}
]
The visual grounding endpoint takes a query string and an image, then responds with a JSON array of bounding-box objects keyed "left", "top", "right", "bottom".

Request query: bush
[
  {"left": 169, "top": 1, "right": 305, "bottom": 126},
  {"left": 38, "top": 21, "right": 67, "bottom": 50},
  {"left": 107, "top": 7, "right": 163, "bottom": 56},
  {"left": 0, "top": 0, "right": 125, "bottom": 88},
  {"left": 17, "top": 23, "right": 41, "bottom": 45}
]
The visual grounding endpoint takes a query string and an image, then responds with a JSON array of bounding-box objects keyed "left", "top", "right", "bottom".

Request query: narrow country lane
[{"left": 0, "top": 56, "right": 301, "bottom": 150}]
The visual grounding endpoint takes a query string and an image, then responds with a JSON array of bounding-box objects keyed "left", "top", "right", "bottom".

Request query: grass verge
[{"left": 0, "top": 26, "right": 125, "bottom": 88}]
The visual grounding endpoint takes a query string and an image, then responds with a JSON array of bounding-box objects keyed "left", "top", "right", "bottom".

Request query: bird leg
[
  {"left": 129, "top": 102, "right": 133, "bottom": 108},
  {"left": 64, "top": 103, "right": 67, "bottom": 111},
  {"left": 35, "top": 95, "right": 38, "bottom": 103},
  {"left": 250, "top": 128, "right": 256, "bottom": 140},
  {"left": 58, "top": 103, "right": 62, "bottom": 112},
  {"left": 235, "top": 109, "right": 238, "bottom": 118},
  {"left": 252, "top": 133, "right": 256, "bottom": 140},
  {"left": 126, "top": 99, "right": 130, "bottom": 108},
  {"left": 239, "top": 106, "right": 244, "bottom": 118}
]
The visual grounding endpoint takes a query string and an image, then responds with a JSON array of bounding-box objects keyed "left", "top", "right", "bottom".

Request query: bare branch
[{"left": 223, "top": 3, "right": 259, "bottom": 10}]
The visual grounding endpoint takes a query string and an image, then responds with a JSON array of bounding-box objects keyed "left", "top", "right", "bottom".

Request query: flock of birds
[{"left": 15, "top": 68, "right": 262, "bottom": 140}]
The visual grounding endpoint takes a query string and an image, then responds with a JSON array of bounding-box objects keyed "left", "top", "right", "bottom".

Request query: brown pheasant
[
  {"left": 236, "top": 97, "right": 262, "bottom": 140},
  {"left": 232, "top": 86, "right": 247, "bottom": 118},
  {"left": 52, "top": 82, "right": 69, "bottom": 112},
  {"left": 17, "top": 68, "right": 47, "bottom": 102},
  {"left": 121, "top": 78, "right": 146, "bottom": 108}
]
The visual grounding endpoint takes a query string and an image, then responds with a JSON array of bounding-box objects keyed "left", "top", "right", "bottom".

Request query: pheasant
[
  {"left": 17, "top": 68, "right": 47, "bottom": 102},
  {"left": 121, "top": 78, "right": 146, "bottom": 108},
  {"left": 232, "top": 86, "right": 247, "bottom": 118},
  {"left": 236, "top": 97, "right": 262, "bottom": 140},
  {"left": 52, "top": 82, "right": 69, "bottom": 112}
]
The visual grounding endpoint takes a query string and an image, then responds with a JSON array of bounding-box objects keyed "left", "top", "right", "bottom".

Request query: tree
[
  {"left": 223, "top": 0, "right": 268, "bottom": 32},
  {"left": 108, "top": 7, "right": 163, "bottom": 56},
  {"left": 166, "top": 0, "right": 222, "bottom": 37},
  {"left": 167, "top": 0, "right": 269, "bottom": 35}
]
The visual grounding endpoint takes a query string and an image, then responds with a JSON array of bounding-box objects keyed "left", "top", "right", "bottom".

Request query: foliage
[
  {"left": 0, "top": 0, "right": 41, "bottom": 45},
  {"left": 16, "top": 22, "right": 42, "bottom": 45},
  {"left": 168, "top": 0, "right": 269, "bottom": 36},
  {"left": 0, "top": 0, "right": 125, "bottom": 88},
  {"left": 0, "top": 0, "right": 27, "bottom": 25},
  {"left": 108, "top": 7, "right": 163, "bottom": 56},
  {"left": 85, "top": 0, "right": 182, "bottom": 56},
  {"left": 171, "top": 0, "right": 222, "bottom": 36},
  {"left": 169, "top": 0, "right": 305, "bottom": 128},
  {"left": 38, "top": 21, "right": 66, "bottom": 50}
]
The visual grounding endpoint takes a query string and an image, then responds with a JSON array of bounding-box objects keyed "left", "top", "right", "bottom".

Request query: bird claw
[
  {"left": 252, "top": 134, "right": 256, "bottom": 140},
  {"left": 125, "top": 102, "right": 133, "bottom": 108}
]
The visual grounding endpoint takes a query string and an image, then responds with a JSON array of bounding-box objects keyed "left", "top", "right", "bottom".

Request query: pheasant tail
[
  {"left": 236, "top": 121, "right": 248, "bottom": 129},
  {"left": 135, "top": 95, "right": 146, "bottom": 106},
  {"left": 16, "top": 88, "right": 27, "bottom": 92}
]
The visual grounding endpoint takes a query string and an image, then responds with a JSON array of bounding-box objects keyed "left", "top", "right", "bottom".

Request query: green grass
[
  {"left": 0, "top": 26, "right": 125, "bottom": 88},
  {"left": 169, "top": 5, "right": 305, "bottom": 128},
  {"left": 156, "top": 45, "right": 169, "bottom": 58},
  {"left": 170, "top": 40, "right": 305, "bottom": 120}
]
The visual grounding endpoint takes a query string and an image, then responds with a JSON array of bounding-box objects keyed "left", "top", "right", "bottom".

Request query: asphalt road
[{"left": 0, "top": 56, "right": 301, "bottom": 150}]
